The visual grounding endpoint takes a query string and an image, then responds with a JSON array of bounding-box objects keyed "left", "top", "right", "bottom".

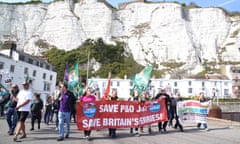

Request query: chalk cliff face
[{"left": 0, "top": 0, "right": 239, "bottom": 73}]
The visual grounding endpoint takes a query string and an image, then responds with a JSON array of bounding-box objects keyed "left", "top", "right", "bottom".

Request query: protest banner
[
  {"left": 76, "top": 99, "right": 168, "bottom": 130},
  {"left": 177, "top": 100, "right": 209, "bottom": 124}
]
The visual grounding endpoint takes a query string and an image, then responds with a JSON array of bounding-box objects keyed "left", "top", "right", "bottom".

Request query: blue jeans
[
  {"left": 44, "top": 111, "right": 51, "bottom": 124},
  {"left": 6, "top": 107, "right": 18, "bottom": 133},
  {"left": 58, "top": 112, "right": 70, "bottom": 137},
  {"left": 197, "top": 123, "right": 208, "bottom": 129},
  {"left": 54, "top": 111, "right": 59, "bottom": 128}
]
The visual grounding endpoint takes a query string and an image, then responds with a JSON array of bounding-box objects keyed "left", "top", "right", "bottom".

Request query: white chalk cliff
[{"left": 0, "top": 0, "right": 240, "bottom": 73}]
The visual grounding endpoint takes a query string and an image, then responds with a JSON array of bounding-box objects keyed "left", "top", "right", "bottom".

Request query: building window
[
  {"left": 188, "top": 88, "right": 193, "bottom": 93},
  {"left": 24, "top": 67, "right": 28, "bottom": 74},
  {"left": 0, "top": 62, "right": 4, "bottom": 69},
  {"left": 33, "top": 70, "right": 36, "bottom": 77},
  {"left": 110, "top": 81, "right": 113, "bottom": 86},
  {"left": 224, "top": 82, "right": 228, "bottom": 86},
  {"left": 202, "top": 82, "right": 205, "bottom": 87},
  {"left": 46, "top": 65, "right": 50, "bottom": 70},
  {"left": 19, "top": 55, "right": 24, "bottom": 61},
  {"left": 159, "top": 81, "right": 163, "bottom": 87},
  {"left": 188, "top": 81, "right": 192, "bottom": 86},
  {"left": 224, "top": 89, "right": 229, "bottom": 96},
  {"left": 43, "top": 73, "right": 46, "bottom": 79},
  {"left": 43, "top": 82, "right": 50, "bottom": 91},
  {"left": 117, "top": 81, "right": 120, "bottom": 87},
  {"left": 36, "top": 61, "right": 39, "bottom": 66},
  {"left": 40, "top": 62, "right": 44, "bottom": 68},
  {"left": 173, "top": 89, "right": 178, "bottom": 94},
  {"left": 174, "top": 82, "right": 177, "bottom": 87},
  {"left": 50, "top": 75, "right": 53, "bottom": 81},
  {"left": 10, "top": 65, "right": 15, "bottom": 72},
  {"left": 28, "top": 58, "right": 33, "bottom": 64}
]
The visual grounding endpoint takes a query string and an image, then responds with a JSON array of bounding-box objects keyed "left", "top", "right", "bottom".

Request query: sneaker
[
  {"left": 19, "top": 134, "right": 27, "bottom": 139},
  {"left": 159, "top": 129, "right": 162, "bottom": 133},
  {"left": 65, "top": 134, "right": 69, "bottom": 138},
  {"left": 9, "top": 132, "right": 14, "bottom": 135},
  {"left": 30, "top": 128, "right": 34, "bottom": 131},
  {"left": 57, "top": 136, "right": 64, "bottom": 141},
  {"left": 13, "top": 136, "right": 17, "bottom": 142},
  {"left": 205, "top": 128, "right": 209, "bottom": 131},
  {"left": 135, "top": 133, "right": 140, "bottom": 137},
  {"left": 111, "top": 134, "right": 116, "bottom": 138},
  {"left": 86, "top": 136, "right": 90, "bottom": 141}
]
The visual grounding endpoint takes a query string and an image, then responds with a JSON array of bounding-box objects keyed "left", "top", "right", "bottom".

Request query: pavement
[{"left": 0, "top": 116, "right": 240, "bottom": 144}]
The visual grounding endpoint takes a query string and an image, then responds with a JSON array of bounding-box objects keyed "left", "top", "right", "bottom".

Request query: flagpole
[{"left": 86, "top": 50, "right": 90, "bottom": 86}]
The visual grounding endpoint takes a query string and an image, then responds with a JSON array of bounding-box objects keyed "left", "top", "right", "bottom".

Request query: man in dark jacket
[
  {"left": 6, "top": 84, "right": 19, "bottom": 135},
  {"left": 155, "top": 88, "right": 171, "bottom": 133},
  {"left": 30, "top": 93, "right": 43, "bottom": 131}
]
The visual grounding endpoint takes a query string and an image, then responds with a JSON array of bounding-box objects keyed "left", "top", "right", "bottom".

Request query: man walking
[
  {"left": 6, "top": 84, "right": 19, "bottom": 135},
  {"left": 13, "top": 81, "right": 33, "bottom": 142},
  {"left": 57, "top": 83, "right": 75, "bottom": 141}
]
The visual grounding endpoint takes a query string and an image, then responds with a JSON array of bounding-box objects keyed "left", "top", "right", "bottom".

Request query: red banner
[{"left": 76, "top": 99, "right": 168, "bottom": 130}]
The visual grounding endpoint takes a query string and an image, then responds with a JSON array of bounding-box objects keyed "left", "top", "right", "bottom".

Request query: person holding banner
[
  {"left": 128, "top": 90, "right": 141, "bottom": 137},
  {"left": 155, "top": 88, "right": 171, "bottom": 133},
  {"left": 197, "top": 92, "right": 209, "bottom": 131},
  {"left": 107, "top": 89, "right": 119, "bottom": 138},
  {"left": 169, "top": 93, "right": 184, "bottom": 132},
  {"left": 80, "top": 87, "right": 96, "bottom": 140},
  {"left": 140, "top": 91, "right": 152, "bottom": 134}
]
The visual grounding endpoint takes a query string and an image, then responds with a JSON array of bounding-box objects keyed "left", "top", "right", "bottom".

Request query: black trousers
[
  {"left": 84, "top": 130, "right": 91, "bottom": 136},
  {"left": 31, "top": 111, "right": 42, "bottom": 129},
  {"left": 109, "top": 128, "right": 116, "bottom": 136}
]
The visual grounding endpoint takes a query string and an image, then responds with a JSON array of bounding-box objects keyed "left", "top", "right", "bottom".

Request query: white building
[
  {"left": 0, "top": 41, "right": 57, "bottom": 102},
  {"left": 88, "top": 74, "right": 232, "bottom": 100}
]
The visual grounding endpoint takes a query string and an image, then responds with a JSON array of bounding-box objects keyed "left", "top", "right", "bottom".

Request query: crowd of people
[{"left": 0, "top": 80, "right": 210, "bottom": 142}]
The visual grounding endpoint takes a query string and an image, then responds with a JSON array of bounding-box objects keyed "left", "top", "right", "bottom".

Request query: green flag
[
  {"left": 0, "top": 83, "right": 4, "bottom": 89},
  {"left": 25, "top": 73, "right": 30, "bottom": 83},
  {"left": 67, "top": 62, "right": 83, "bottom": 97},
  {"left": 131, "top": 66, "right": 153, "bottom": 95}
]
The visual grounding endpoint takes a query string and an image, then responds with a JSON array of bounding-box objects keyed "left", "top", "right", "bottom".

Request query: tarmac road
[{"left": 0, "top": 117, "right": 240, "bottom": 144}]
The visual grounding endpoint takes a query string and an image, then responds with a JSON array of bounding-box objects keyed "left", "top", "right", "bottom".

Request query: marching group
[{"left": 0, "top": 80, "right": 209, "bottom": 142}]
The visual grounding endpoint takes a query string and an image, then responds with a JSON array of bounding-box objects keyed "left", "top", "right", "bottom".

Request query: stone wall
[{"left": 218, "top": 102, "right": 240, "bottom": 112}]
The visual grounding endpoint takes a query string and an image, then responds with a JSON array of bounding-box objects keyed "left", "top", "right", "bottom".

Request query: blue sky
[{"left": 0, "top": 0, "right": 239, "bottom": 12}]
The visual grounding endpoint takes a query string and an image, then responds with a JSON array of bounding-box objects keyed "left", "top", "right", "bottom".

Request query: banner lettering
[{"left": 76, "top": 99, "right": 168, "bottom": 130}]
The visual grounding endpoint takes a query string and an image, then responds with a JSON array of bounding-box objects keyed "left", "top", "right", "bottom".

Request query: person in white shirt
[{"left": 13, "top": 81, "right": 33, "bottom": 142}]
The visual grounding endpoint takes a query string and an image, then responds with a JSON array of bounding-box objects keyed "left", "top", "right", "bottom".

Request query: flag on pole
[
  {"left": 24, "top": 73, "right": 30, "bottom": 83},
  {"left": 131, "top": 66, "right": 153, "bottom": 95},
  {"left": 102, "top": 72, "right": 111, "bottom": 100},
  {"left": 63, "top": 63, "right": 69, "bottom": 83},
  {"left": 103, "top": 79, "right": 110, "bottom": 100},
  {"left": 68, "top": 63, "right": 80, "bottom": 93}
]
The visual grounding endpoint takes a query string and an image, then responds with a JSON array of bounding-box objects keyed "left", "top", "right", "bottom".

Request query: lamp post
[{"left": 86, "top": 50, "right": 90, "bottom": 86}]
